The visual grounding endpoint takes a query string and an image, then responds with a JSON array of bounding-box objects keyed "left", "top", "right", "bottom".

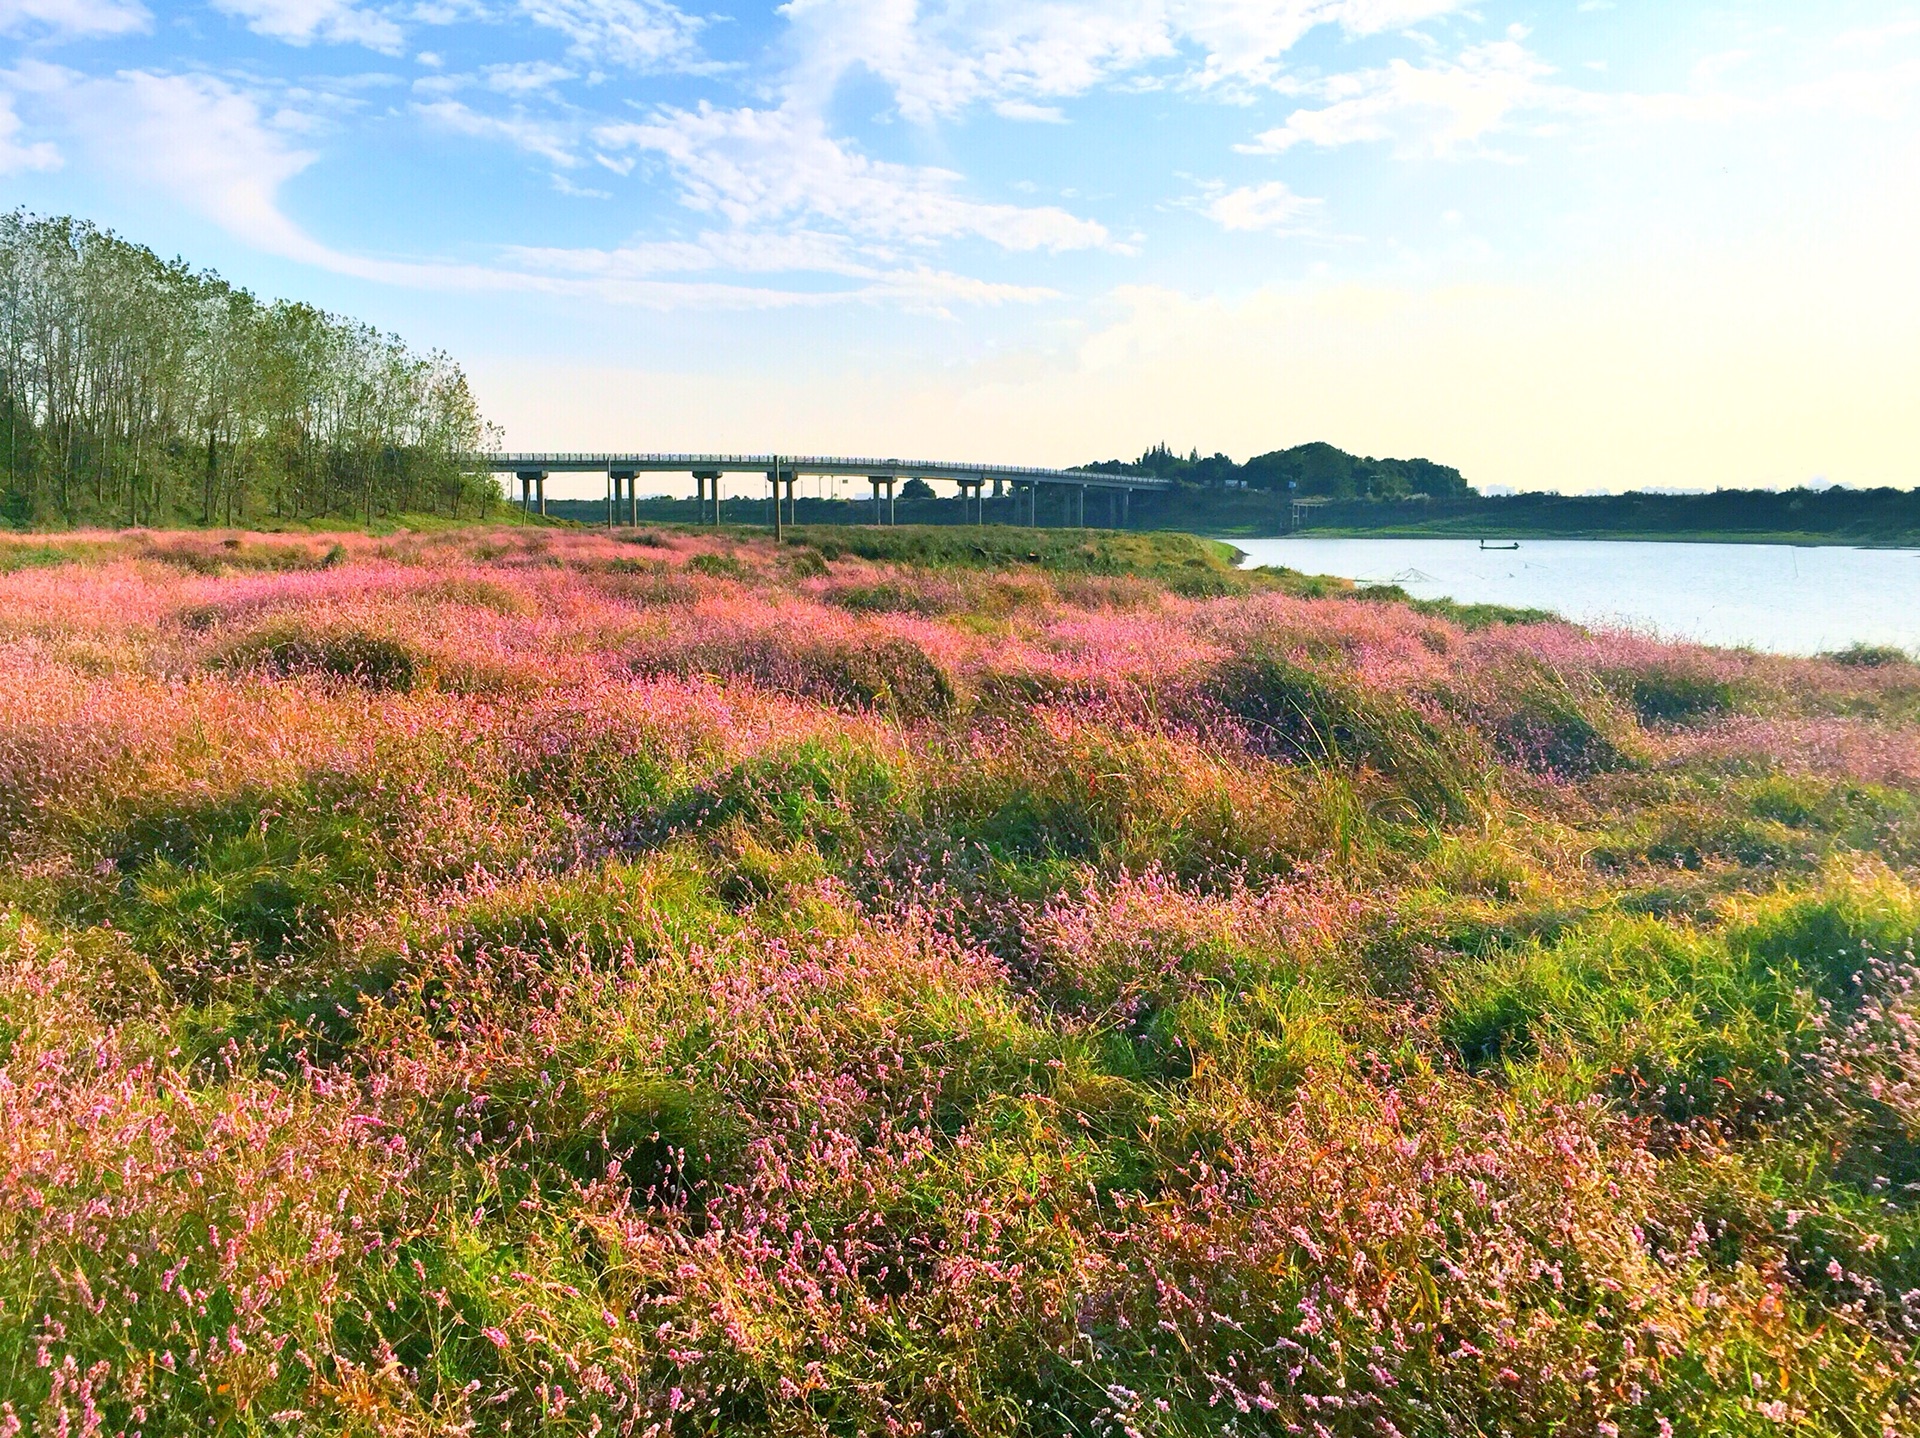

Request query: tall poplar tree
[{"left": 0, "top": 211, "right": 501, "bottom": 528}]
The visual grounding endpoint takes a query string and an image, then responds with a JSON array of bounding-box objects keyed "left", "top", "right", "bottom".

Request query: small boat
[{"left": 1479, "top": 539, "right": 1520, "bottom": 550}]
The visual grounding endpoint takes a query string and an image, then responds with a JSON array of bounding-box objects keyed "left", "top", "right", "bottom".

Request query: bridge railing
[{"left": 478, "top": 452, "right": 1170, "bottom": 487}]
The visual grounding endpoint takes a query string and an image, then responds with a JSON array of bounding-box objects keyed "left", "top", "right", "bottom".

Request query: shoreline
[{"left": 1209, "top": 528, "right": 1920, "bottom": 549}]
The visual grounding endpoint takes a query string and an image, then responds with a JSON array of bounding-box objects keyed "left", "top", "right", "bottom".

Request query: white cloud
[
  {"left": 507, "top": 235, "right": 1058, "bottom": 312},
  {"left": 779, "top": 0, "right": 1468, "bottom": 122},
  {"left": 1230, "top": 24, "right": 1920, "bottom": 161},
  {"left": 11, "top": 64, "right": 324, "bottom": 259},
  {"left": 485, "top": 60, "right": 574, "bottom": 94},
  {"left": 1203, "top": 179, "right": 1321, "bottom": 233},
  {"left": 506, "top": 230, "right": 1058, "bottom": 312},
  {"left": 508, "top": 228, "right": 881, "bottom": 279},
  {"left": 1239, "top": 36, "right": 1569, "bottom": 157},
  {"left": 595, "top": 103, "right": 1112, "bottom": 252},
  {"left": 517, "top": 0, "right": 701, "bottom": 71},
  {"left": 0, "top": 0, "right": 149, "bottom": 39},
  {"left": 1173, "top": 0, "right": 1465, "bottom": 91},
  {"left": 549, "top": 171, "right": 608, "bottom": 198},
  {"left": 7, "top": 65, "right": 1048, "bottom": 313},
  {"left": 212, "top": 0, "right": 404, "bottom": 52},
  {"left": 416, "top": 98, "right": 577, "bottom": 166},
  {"left": 994, "top": 99, "right": 1066, "bottom": 123},
  {"left": 0, "top": 92, "right": 59, "bottom": 172}
]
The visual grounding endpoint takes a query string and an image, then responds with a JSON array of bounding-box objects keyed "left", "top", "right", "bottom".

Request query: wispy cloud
[
  {"left": 10, "top": 62, "right": 324, "bottom": 258},
  {"left": 779, "top": 0, "right": 1469, "bottom": 122},
  {"left": 594, "top": 103, "right": 1113, "bottom": 252},
  {"left": 4, "top": 63, "right": 1054, "bottom": 313},
  {"left": 0, "top": 91, "right": 60, "bottom": 172},
  {"left": 211, "top": 0, "right": 404, "bottom": 53},
  {"left": 0, "top": 0, "right": 150, "bottom": 40},
  {"left": 506, "top": 234, "right": 1059, "bottom": 311},
  {"left": 484, "top": 60, "right": 574, "bottom": 94},
  {"left": 1239, "top": 34, "right": 1567, "bottom": 158},
  {"left": 507, "top": 228, "right": 884, "bottom": 279},
  {"left": 1201, "top": 179, "right": 1323, "bottom": 234},
  {"left": 416, "top": 98, "right": 578, "bottom": 167},
  {"left": 516, "top": 0, "right": 702, "bottom": 72},
  {"left": 1235, "top": 23, "right": 1920, "bottom": 160}
]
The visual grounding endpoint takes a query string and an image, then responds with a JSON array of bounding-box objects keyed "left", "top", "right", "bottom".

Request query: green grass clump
[
  {"left": 1209, "top": 651, "right": 1483, "bottom": 822},
  {"left": 1453, "top": 658, "right": 1638, "bottom": 776},
  {"left": 215, "top": 622, "right": 421, "bottom": 690},
  {"left": 77, "top": 788, "right": 380, "bottom": 987},
  {"left": 810, "top": 636, "right": 956, "bottom": 719},
  {"left": 1822, "top": 642, "right": 1914, "bottom": 668},
  {"left": 1611, "top": 663, "right": 1741, "bottom": 724},
  {"left": 0, "top": 542, "right": 71, "bottom": 574}
]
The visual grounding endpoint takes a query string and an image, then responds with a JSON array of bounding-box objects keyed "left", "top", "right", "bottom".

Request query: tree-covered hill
[{"left": 1079, "top": 440, "right": 1475, "bottom": 499}]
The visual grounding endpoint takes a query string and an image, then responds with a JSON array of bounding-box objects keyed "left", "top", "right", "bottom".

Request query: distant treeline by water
[
  {"left": 549, "top": 474, "right": 1920, "bottom": 545},
  {"left": 1062, "top": 444, "right": 1917, "bottom": 542},
  {"left": 1286, "top": 486, "right": 1920, "bottom": 544},
  {"left": 1, "top": 212, "right": 500, "bottom": 529}
]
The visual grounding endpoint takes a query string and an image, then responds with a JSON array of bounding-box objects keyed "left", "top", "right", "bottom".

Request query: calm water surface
[{"left": 1229, "top": 538, "right": 1920, "bottom": 656}]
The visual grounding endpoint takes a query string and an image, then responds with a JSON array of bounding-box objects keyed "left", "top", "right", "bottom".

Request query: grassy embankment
[{"left": 3, "top": 521, "right": 1919, "bottom": 1435}]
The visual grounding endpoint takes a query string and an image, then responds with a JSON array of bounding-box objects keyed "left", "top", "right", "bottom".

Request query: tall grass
[{"left": 1, "top": 524, "right": 1916, "bottom": 1435}]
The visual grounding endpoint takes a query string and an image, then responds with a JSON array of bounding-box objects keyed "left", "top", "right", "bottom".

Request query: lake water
[{"left": 1229, "top": 537, "right": 1920, "bottom": 656}]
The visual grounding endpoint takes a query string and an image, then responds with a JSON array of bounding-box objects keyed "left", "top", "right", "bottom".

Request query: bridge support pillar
[
  {"left": 516, "top": 471, "right": 547, "bottom": 518},
  {"left": 769, "top": 459, "right": 783, "bottom": 542},
  {"left": 1121, "top": 489, "right": 1129, "bottom": 528},
  {"left": 1075, "top": 484, "right": 1085, "bottom": 528},
  {"left": 784, "top": 475, "right": 797, "bottom": 527},
  {"left": 692, "top": 470, "right": 721, "bottom": 525},
  {"left": 609, "top": 470, "right": 638, "bottom": 528},
  {"left": 1028, "top": 482, "right": 1038, "bottom": 528}
]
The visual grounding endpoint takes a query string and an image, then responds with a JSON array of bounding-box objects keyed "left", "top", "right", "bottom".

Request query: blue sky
[{"left": 3, "top": 0, "right": 1918, "bottom": 495}]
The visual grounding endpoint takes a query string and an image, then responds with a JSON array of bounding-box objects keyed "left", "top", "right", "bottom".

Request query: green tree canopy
[
  {"left": 1, "top": 211, "right": 500, "bottom": 528},
  {"left": 1080, "top": 440, "right": 1473, "bottom": 499}
]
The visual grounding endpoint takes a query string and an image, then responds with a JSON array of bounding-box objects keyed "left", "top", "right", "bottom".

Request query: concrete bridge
[{"left": 483, "top": 453, "right": 1169, "bottom": 536}]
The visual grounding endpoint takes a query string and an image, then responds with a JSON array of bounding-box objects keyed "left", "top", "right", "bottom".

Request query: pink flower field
[{"left": 1, "top": 523, "right": 1917, "bottom": 1437}]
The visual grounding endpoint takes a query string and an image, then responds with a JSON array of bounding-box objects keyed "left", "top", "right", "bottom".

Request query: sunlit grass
[{"left": 2, "top": 524, "right": 1916, "bottom": 1435}]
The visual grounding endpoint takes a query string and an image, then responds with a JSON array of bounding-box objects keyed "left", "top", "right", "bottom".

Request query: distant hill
[{"left": 1078, "top": 441, "right": 1474, "bottom": 500}]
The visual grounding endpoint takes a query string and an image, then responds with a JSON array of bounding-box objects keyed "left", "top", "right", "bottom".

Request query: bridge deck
[{"left": 483, "top": 453, "right": 1167, "bottom": 491}]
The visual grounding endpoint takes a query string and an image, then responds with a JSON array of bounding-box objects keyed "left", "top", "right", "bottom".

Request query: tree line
[
  {"left": 1080, "top": 440, "right": 1474, "bottom": 499},
  {"left": 0, "top": 211, "right": 500, "bottom": 529}
]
